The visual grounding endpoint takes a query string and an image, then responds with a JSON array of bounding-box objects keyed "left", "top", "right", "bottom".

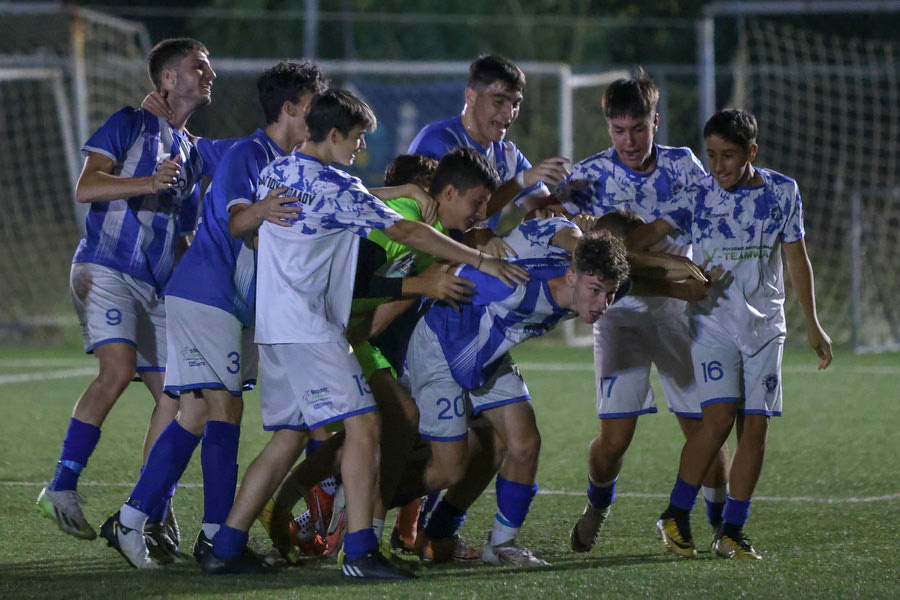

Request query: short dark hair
[
  {"left": 428, "top": 147, "right": 500, "bottom": 198},
  {"left": 593, "top": 208, "right": 645, "bottom": 240},
  {"left": 257, "top": 60, "right": 328, "bottom": 125},
  {"left": 704, "top": 108, "right": 758, "bottom": 149},
  {"left": 602, "top": 67, "right": 659, "bottom": 120},
  {"left": 384, "top": 154, "right": 438, "bottom": 188},
  {"left": 572, "top": 230, "right": 630, "bottom": 289},
  {"left": 305, "top": 89, "right": 376, "bottom": 143},
  {"left": 469, "top": 55, "right": 526, "bottom": 94},
  {"left": 147, "top": 38, "right": 208, "bottom": 90}
]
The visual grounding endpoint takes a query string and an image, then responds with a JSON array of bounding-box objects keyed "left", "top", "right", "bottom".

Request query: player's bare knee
[{"left": 505, "top": 431, "right": 541, "bottom": 468}]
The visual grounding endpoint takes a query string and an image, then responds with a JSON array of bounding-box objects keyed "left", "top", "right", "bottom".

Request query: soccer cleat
[
  {"left": 482, "top": 535, "right": 550, "bottom": 567},
  {"left": 570, "top": 504, "right": 610, "bottom": 552},
  {"left": 145, "top": 522, "right": 190, "bottom": 564},
  {"left": 323, "top": 486, "right": 346, "bottom": 557},
  {"left": 162, "top": 506, "right": 181, "bottom": 547},
  {"left": 192, "top": 529, "right": 213, "bottom": 564},
  {"left": 656, "top": 517, "right": 697, "bottom": 558},
  {"left": 200, "top": 547, "right": 272, "bottom": 575},
  {"left": 414, "top": 531, "right": 480, "bottom": 563},
  {"left": 306, "top": 483, "right": 335, "bottom": 537},
  {"left": 390, "top": 499, "right": 420, "bottom": 553},
  {"left": 36, "top": 487, "right": 97, "bottom": 540},
  {"left": 100, "top": 511, "right": 159, "bottom": 569},
  {"left": 712, "top": 529, "right": 763, "bottom": 560},
  {"left": 340, "top": 549, "right": 415, "bottom": 580}
]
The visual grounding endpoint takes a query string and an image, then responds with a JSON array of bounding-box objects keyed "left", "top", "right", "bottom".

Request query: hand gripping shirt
[
  {"left": 73, "top": 107, "right": 206, "bottom": 291},
  {"left": 164, "top": 130, "right": 285, "bottom": 326},
  {"left": 424, "top": 255, "right": 572, "bottom": 390},
  {"left": 663, "top": 168, "right": 805, "bottom": 355},
  {"left": 254, "top": 152, "right": 404, "bottom": 344},
  {"left": 407, "top": 115, "right": 547, "bottom": 230},
  {"left": 554, "top": 144, "right": 706, "bottom": 322}
]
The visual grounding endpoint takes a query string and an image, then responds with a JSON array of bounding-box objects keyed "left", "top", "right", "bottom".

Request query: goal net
[
  {"left": 730, "top": 20, "right": 900, "bottom": 351},
  {"left": 0, "top": 5, "right": 150, "bottom": 342}
]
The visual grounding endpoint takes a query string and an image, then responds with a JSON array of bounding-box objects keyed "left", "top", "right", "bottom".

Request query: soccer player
[
  {"left": 37, "top": 38, "right": 215, "bottom": 542},
  {"left": 200, "top": 89, "right": 527, "bottom": 578},
  {"left": 632, "top": 108, "right": 832, "bottom": 559},
  {"left": 558, "top": 69, "right": 731, "bottom": 554},
  {"left": 97, "top": 60, "right": 327, "bottom": 569},
  {"left": 407, "top": 54, "right": 570, "bottom": 233},
  {"left": 407, "top": 229, "right": 630, "bottom": 566}
]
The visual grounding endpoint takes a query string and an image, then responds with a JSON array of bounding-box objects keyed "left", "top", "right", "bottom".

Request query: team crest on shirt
[
  {"left": 762, "top": 373, "right": 779, "bottom": 393},
  {"left": 304, "top": 387, "right": 333, "bottom": 410},
  {"left": 181, "top": 347, "right": 207, "bottom": 368}
]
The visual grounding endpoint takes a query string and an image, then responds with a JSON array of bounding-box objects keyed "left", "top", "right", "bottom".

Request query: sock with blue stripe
[
  {"left": 490, "top": 477, "right": 538, "bottom": 546},
  {"left": 49, "top": 419, "right": 101, "bottom": 491}
]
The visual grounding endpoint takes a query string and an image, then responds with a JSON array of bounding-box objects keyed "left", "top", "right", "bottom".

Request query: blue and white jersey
[
  {"left": 165, "top": 130, "right": 285, "bottom": 326},
  {"left": 555, "top": 144, "right": 706, "bottom": 321},
  {"left": 407, "top": 115, "right": 547, "bottom": 230},
  {"left": 501, "top": 216, "right": 576, "bottom": 260},
  {"left": 254, "top": 152, "right": 404, "bottom": 344},
  {"left": 424, "top": 256, "right": 572, "bottom": 390},
  {"left": 73, "top": 107, "right": 204, "bottom": 292},
  {"left": 663, "top": 168, "right": 805, "bottom": 354}
]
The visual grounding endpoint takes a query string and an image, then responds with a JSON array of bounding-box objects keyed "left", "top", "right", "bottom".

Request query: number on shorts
[
  {"left": 352, "top": 374, "right": 371, "bottom": 396},
  {"left": 105, "top": 308, "right": 122, "bottom": 326},
  {"left": 437, "top": 395, "right": 466, "bottom": 420},
  {"left": 701, "top": 360, "right": 724, "bottom": 383},
  {"left": 599, "top": 376, "right": 618, "bottom": 398},
  {"left": 226, "top": 351, "right": 240, "bottom": 374}
]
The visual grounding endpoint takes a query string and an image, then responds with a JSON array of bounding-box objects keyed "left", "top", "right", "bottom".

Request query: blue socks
[
  {"left": 424, "top": 499, "right": 467, "bottom": 539},
  {"left": 669, "top": 477, "right": 700, "bottom": 512},
  {"left": 126, "top": 420, "right": 199, "bottom": 515},
  {"left": 343, "top": 528, "right": 378, "bottom": 562},
  {"left": 201, "top": 421, "right": 241, "bottom": 525},
  {"left": 49, "top": 419, "right": 101, "bottom": 491},
  {"left": 587, "top": 477, "right": 617, "bottom": 511},
  {"left": 212, "top": 525, "right": 248, "bottom": 560},
  {"left": 722, "top": 496, "right": 751, "bottom": 528}
]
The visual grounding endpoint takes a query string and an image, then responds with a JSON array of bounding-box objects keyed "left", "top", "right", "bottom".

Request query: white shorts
[
  {"left": 691, "top": 321, "right": 784, "bottom": 417},
  {"left": 593, "top": 313, "right": 698, "bottom": 418},
  {"left": 70, "top": 262, "right": 166, "bottom": 372},
  {"left": 163, "top": 296, "right": 258, "bottom": 397},
  {"left": 258, "top": 341, "right": 377, "bottom": 431},
  {"left": 408, "top": 321, "right": 530, "bottom": 442}
]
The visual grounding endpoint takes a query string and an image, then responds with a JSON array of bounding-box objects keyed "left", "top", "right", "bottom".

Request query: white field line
[
  {"left": 0, "top": 367, "right": 97, "bottom": 384},
  {"left": 2, "top": 480, "right": 897, "bottom": 504},
  {"left": 2, "top": 360, "right": 898, "bottom": 385}
]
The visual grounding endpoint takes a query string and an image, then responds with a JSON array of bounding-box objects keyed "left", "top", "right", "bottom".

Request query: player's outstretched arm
[
  {"left": 784, "top": 238, "right": 833, "bottom": 370},
  {"left": 228, "top": 186, "right": 299, "bottom": 239},
  {"left": 75, "top": 152, "right": 181, "bottom": 203},
  {"left": 384, "top": 219, "right": 529, "bottom": 287}
]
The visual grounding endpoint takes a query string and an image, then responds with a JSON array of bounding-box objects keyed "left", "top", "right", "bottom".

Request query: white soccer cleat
[
  {"left": 36, "top": 487, "right": 97, "bottom": 540},
  {"left": 100, "top": 511, "right": 159, "bottom": 569},
  {"left": 482, "top": 535, "right": 550, "bottom": 568}
]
